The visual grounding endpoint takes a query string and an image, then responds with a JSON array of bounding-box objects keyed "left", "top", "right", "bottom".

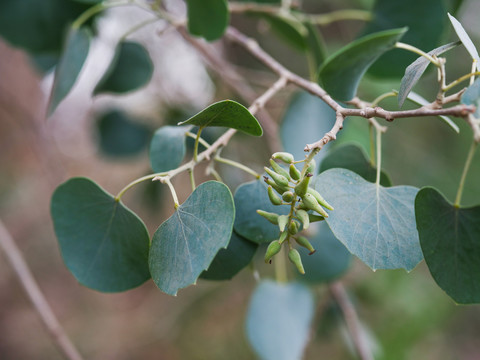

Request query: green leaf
[
  {"left": 403, "top": 91, "right": 460, "bottom": 132},
  {"left": 51, "top": 177, "right": 151, "bottom": 292},
  {"left": 259, "top": 13, "right": 308, "bottom": 51},
  {"left": 0, "top": 0, "right": 93, "bottom": 54},
  {"left": 200, "top": 231, "right": 258, "bottom": 280},
  {"left": 298, "top": 222, "right": 352, "bottom": 283},
  {"left": 304, "top": 21, "right": 327, "bottom": 70},
  {"left": 246, "top": 280, "right": 314, "bottom": 360},
  {"left": 361, "top": 0, "right": 446, "bottom": 78},
  {"left": 93, "top": 41, "right": 153, "bottom": 95},
  {"left": 234, "top": 180, "right": 290, "bottom": 244},
  {"left": 186, "top": 0, "right": 229, "bottom": 41},
  {"left": 149, "top": 181, "right": 235, "bottom": 295},
  {"left": 462, "top": 78, "right": 480, "bottom": 118},
  {"left": 448, "top": 13, "right": 480, "bottom": 71},
  {"left": 398, "top": 41, "right": 461, "bottom": 108},
  {"left": 316, "top": 168, "right": 422, "bottom": 271},
  {"left": 415, "top": 187, "right": 480, "bottom": 304},
  {"left": 47, "top": 27, "right": 91, "bottom": 116},
  {"left": 178, "top": 100, "right": 263, "bottom": 136},
  {"left": 149, "top": 125, "right": 191, "bottom": 173},
  {"left": 96, "top": 110, "right": 152, "bottom": 157},
  {"left": 319, "top": 143, "right": 392, "bottom": 187},
  {"left": 318, "top": 28, "right": 407, "bottom": 101},
  {"left": 280, "top": 91, "right": 336, "bottom": 162}
]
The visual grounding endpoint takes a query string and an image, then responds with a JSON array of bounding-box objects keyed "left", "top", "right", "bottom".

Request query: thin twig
[
  {"left": 329, "top": 282, "right": 374, "bottom": 360},
  {"left": 0, "top": 219, "right": 84, "bottom": 360}
]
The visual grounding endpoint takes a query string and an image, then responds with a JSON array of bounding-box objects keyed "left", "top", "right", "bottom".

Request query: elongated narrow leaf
[
  {"left": 149, "top": 181, "right": 235, "bottom": 295},
  {"left": 233, "top": 180, "right": 290, "bottom": 244},
  {"left": 361, "top": 0, "right": 446, "bottom": 78},
  {"left": 318, "top": 28, "right": 407, "bottom": 101},
  {"left": 448, "top": 13, "right": 480, "bottom": 71},
  {"left": 316, "top": 169, "right": 422, "bottom": 271},
  {"left": 319, "top": 143, "right": 392, "bottom": 187},
  {"left": 200, "top": 231, "right": 258, "bottom": 280},
  {"left": 461, "top": 78, "right": 480, "bottom": 118},
  {"left": 416, "top": 187, "right": 480, "bottom": 304},
  {"left": 178, "top": 100, "right": 263, "bottom": 136},
  {"left": 246, "top": 281, "right": 314, "bottom": 360},
  {"left": 94, "top": 41, "right": 153, "bottom": 95},
  {"left": 186, "top": 0, "right": 229, "bottom": 41},
  {"left": 398, "top": 41, "right": 461, "bottom": 107},
  {"left": 47, "top": 27, "right": 91, "bottom": 116},
  {"left": 51, "top": 178, "right": 150, "bottom": 292},
  {"left": 149, "top": 125, "right": 191, "bottom": 172},
  {"left": 280, "top": 91, "right": 336, "bottom": 162},
  {"left": 403, "top": 91, "right": 460, "bottom": 132}
]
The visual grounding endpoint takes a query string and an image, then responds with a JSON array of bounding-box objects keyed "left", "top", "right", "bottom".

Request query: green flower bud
[
  {"left": 288, "top": 248, "right": 305, "bottom": 274},
  {"left": 307, "top": 188, "right": 334, "bottom": 210},
  {"left": 289, "top": 164, "right": 301, "bottom": 181},
  {"left": 295, "top": 236, "right": 316, "bottom": 255},
  {"left": 302, "top": 193, "right": 329, "bottom": 217},
  {"left": 264, "top": 167, "right": 289, "bottom": 188},
  {"left": 256, "top": 209, "right": 279, "bottom": 224},
  {"left": 272, "top": 152, "right": 294, "bottom": 164},
  {"left": 263, "top": 176, "right": 288, "bottom": 194},
  {"left": 295, "top": 209, "right": 310, "bottom": 230},
  {"left": 265, "top": 240, "right": 282, "bottom": 263},
  {"left": 278, "top": 215, "right": 289, "bottom": 232},
  {"left": 288, "top": 220, "right": 299, "bottom": 235},
  {"left": 306, "top": 159, "right": 316, "bottom": 174},
  {"left": 294, "top": 175, "right": 311, "bottom": 197},
  {"left": 270, "top": 159, "right": 291, "bottom": 180},
  {"left": 278, "top": 231, "right": 288, "bottom": 244},
  {"left": 282, "top": 191, "right": 295, "bottom": 202},
  {"left": 268, "top": 186, "right": 283, "bottom": 206},
  {"left": 308, "top": 213, "right": 325, "bottom": 223}
]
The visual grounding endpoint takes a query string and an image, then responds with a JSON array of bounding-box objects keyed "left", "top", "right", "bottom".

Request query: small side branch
[
  {"left": 0, "top": 220, "right": 84, "bottom": 360},
  {"left": 304, "top": 112, "right": 344, "bottom": 151}
]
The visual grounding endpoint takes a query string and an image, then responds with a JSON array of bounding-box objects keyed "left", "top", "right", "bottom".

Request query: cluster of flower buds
[{"left": 257, "top": 152, "right": 334, "bottom": 274}]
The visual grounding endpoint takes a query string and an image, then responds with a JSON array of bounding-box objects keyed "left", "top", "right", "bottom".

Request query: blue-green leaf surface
[
  {"left": 280, "top": 91, "right": 336, "bottom": 162},
  {"left": 246, "top": 280, "right": 314, "bottom": 360},
  {"left": 416, "top": 187, "right": 480, "bottom": 304},
  {"left": 186, "top": 0, "right": 229, "bottom": 41},
  {"left": 47, "top": 27, "right": 91, "bottom": 116},
  {"left": 448, "top": 13, "right": 480, "bottom": 71},
  {"left": 149, "top": 125, "right": 191, "bottom": 172},
  {"left": 461, "top": 78, "right": 480, "bottom": 118},
  {"left": 93, "top": 41, "right": 153, "bottom": 95},
  {"left": 149, "top": 181, "right": 235, "bottom": 295},
  {"left": 178, "top": 100, "right": 263, "bottom": 136},
  {"left": 51, "top": 177, "right": 150, "bottom": 292},
  {"left": 316, "top": 168, "right": 422, "bottom": 271},
  {"left": 318, "top": 28, "right": 407, "bottom": 101},
  {"left": 200, "top": 231, "right": 258, "bottom": 280},
  {"left": 233, "top": 180, "right": 289, "bottom": 244}
]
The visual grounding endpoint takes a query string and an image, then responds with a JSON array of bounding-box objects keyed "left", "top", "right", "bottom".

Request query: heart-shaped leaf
[
  {"left": 316, "top": 168, "right": 422, "bottom": 271},
  {"left": 47, "top": 27, "right": 91, "bottom": 116},
  {"left": 93, "top": 41, "right": 153, "bottom": 95},
  {"left": 319, "top": 143, "right": 392, "bottom": 187},
  {"left": 318, "top": 28, "right": 407, "bottom": 101},
  {"left": 186, "top": 0, "right": 229, "bottom": 41},
  {"left": 361, "top": 0, "right": 446, "bottom": 78},
  {"left": 149, "top": 125, "right": 192, "bottom": 172},
  {"left": 415, "top": 187, "right": 480, "bottom": 304},
  {"left": 178, "top": 100, "right": 263, "bottom": 136},
  {"left": 233, "top": 180, "right": 290, "bottom": 244},
  {"left": 448, "top": 13, "right": 480, "bottom": 71},
  {"left": 398, "top": 41, "right": 460, "bottom": 108},
  {"left": 462, "top": 78, "right": 480, "bottom": 118},
  {"left": 246, "top": 280, "right": 314, "bottom": 360},
  {"left": 298, "top": 222, "right": 352, "bottom": 283},
  {"left": 149, "top": 181, "right": 235, "bottom": 295},
  {"left": 200, "top": 231, "right": 258, "bottom": 280},
  {"left": 51, "top": 177, "right": 151, "bottom": 292}
]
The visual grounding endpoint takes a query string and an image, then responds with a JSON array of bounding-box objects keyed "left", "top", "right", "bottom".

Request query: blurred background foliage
[{"left": 0, "top": 0, "right": 479, "bottom": 359}]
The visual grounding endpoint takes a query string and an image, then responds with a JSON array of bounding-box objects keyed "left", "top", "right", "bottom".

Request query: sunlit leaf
[
  {"left": 448, "top": 13, "right": 480, "bottom": 71},
  {"left": 316, "top": 168, "right": 422, "bottom": 271},
  {"left": 318, "top": 28, "right": 407, "bottom": 101},
  {"left": 149, "top": 181, "right": 235, "bottom": 295},
  {"left": 149, "top": 125, "right": 191, "bottom": 172},
  {"left": 51, "top": 177, "right": 151, "bottom": 292},
  {"left": 186, "top": 0, "right": 229, "bottom": 41},
  {"left": 416, "top": 187, "right": 480, "bottom": 304}
]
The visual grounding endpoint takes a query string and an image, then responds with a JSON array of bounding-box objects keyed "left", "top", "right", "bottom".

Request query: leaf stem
[
  {"left": 274, "top": 245, "right": 288, "bottom": 283},
  {"left": 163, "top": 177, "right": 180, "bottom": 209},
  {"left": 193, "top": 127, "right": 204, "bottom": 163},
  {"left": 369, "top": 123, "right": 375, "bottom": 166},
  {"left": 395, "top": 42, "right": 439, "bottom": 66},
  {"left": 370, "top": 91, "right": 397, "bottom": 107},
  {"left": 115, "top": 173, "right": 159, "bottom": 200},
  {"left": 120, "top": 17, "right": 161, "bottom": 41},
  {"left": 215, "top": 156, "right": 261, "bottom": 179},
  {"left": 375, "top": 127, "right": 382, "bottom": 187},
  {"left": 298, "top": 9, "right": 372, "bottom": 26},
  {"left": 72, "top": 1, "right": 129, "bottom": 29},
  {"left": 443, "top": 71, "right": 480, "bottom": 93},
  {"left": 454, "top": 140, "right": 478, "bottom": 207},
  {"left": 186, "top": 131, "right": 211, "bottom": 149},
  {"left": 188, "top": 167, "right": 196, "bottom": 191}
]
